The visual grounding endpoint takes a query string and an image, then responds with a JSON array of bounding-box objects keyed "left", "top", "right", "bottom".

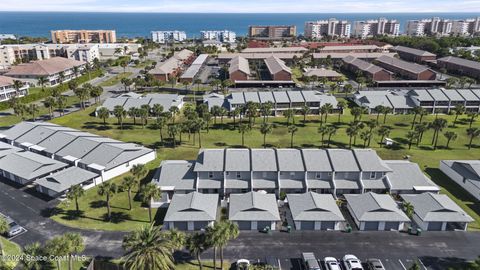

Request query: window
[
  {"left": 208, "top": 172, "right": 213, "bottom": 178},
  {"left": 236, "top": 172, "right": 241, "bottom": 179},
  {"left": 327, "top": 172, "right": 332, "bottom": 176},
  {"left": 262, "top": 172, "right": 267, "bottom": 178},
  {"left": 225, "top": 171, "right": 230, "bottom": 176},
  {"left": 370, "top": 172, "right": 376, "bottom": 179},
  {"left": 290, "top": 172, "right": 295, "bottom": 177},
  {"left": 315, "top": 172, "right": 321, "bottom": 179}
]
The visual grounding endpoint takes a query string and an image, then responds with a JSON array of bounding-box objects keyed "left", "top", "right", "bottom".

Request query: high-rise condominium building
[
  {"left": 406, "top": 17, "right": 480, "bottom": 36},
  {"left": 248, "top": 25, "right": 297, "bottom": 40},
  {"left": 304, "top": 19, "right": 351, "bottom": 39},
  {"left": 151, "top": 31, "right": 187, "bottom": 44},
  {"left": 352, "top": 18, "right": 400, "bottom": 38},
  {"left": 51, "top": 30, "right": 116, "bottom": 44},
  {"left": 200, "top": 30, "right": 236, "bottom": 43}
]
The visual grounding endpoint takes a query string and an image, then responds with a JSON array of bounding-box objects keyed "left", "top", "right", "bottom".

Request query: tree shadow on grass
[
  {"left": 101, "top": 212, "right": 132, "bottom": 224},
  {"left": 40, "top": 206, "right": 65, "bottom": 218},
  {"left": 394, "top": 122, "right": 409, "bottom": 127},
  {"left": 90, "top": 200, "right": 107, "bottom": 208},
  {"left": 425, "top": 167, "right": 480, "bottom": 217},
  {"left": 60, "top": 210, "right": 85, "bottom": 221},
  {"left": 214, "top": 142, "right": 228, "bottom": 147}
]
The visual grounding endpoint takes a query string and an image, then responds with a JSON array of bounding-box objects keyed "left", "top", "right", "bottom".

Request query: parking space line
[
  {"left": 398, "top": 259, "right": 407, "bottom": 270},
  {"left": 418, "top": 259, "right": 427, "bottom": 270}
]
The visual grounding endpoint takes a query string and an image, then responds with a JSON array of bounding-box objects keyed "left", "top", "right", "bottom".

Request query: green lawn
[
  {"left": 2, "top": 237, "right": 21, "bottom": 269},
  {"left": 99, "top": 72, "right": 133, "bottom": 87},
  {"left": 50, "top": 105, "right": 480, "bottom": 231},
  {"left": 175, "top": 260, "right": 231, "bottom": 270}
]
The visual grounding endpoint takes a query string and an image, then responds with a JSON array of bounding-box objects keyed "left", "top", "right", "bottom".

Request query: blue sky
[{"left": 1, "top": 0, "right": 479, "bottom": 12}]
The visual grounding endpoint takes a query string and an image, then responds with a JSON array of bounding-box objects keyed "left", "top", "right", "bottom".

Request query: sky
[{"left": 0, "top": 0, "right": 479, "bottom": 13}]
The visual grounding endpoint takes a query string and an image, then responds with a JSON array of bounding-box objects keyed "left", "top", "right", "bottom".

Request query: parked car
[
  {"left": 264, "top": 257, "right": 281, "bottom": 270},
  {"left": 343, "top": 255, "right": 364, "bottom": 270},
  {"left": 236, "top": 259, "right": 250, "bottom": 270},
  {"left": 366, "top": 259, "right": 385, "bottom": 270},
  {"left": 302, "top": 252, "right": 321, "bottom": 270},
  {"left": 324, "top": 257, "right": 341, "bottom": 270},
  {"left": 0, "top": 215, "right": 23, "bottom": 238}
]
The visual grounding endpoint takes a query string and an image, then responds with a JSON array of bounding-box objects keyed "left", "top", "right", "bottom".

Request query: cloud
[{"left": 0, "top": 0, "right": 479, "bottom": 12}]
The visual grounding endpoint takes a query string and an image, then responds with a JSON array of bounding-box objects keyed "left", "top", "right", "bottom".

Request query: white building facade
[
  {"left": 304, "top": 18, "right": 351, "bottom": 38},
  {"left": 200, "top": 30, "right": 236, "bottom": 42},
  {"left": 151, "top": 31, "right": 187, "bottom": 43},
  {"left": 352, "top": 18, "right": 400, "bottom": 38}
]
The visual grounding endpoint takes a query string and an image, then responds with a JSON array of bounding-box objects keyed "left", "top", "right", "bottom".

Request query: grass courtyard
[
  {"left": 99, "top": 72, "right": 133, "bottom": 87},
  {"left": 2, "top": 237, "right": 21, "bottom": 269},
  {"left": 47, "top": 104, "right": 480, "bottom": 231}
]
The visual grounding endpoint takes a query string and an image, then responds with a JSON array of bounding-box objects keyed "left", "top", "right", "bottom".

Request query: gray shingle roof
[
  {"left": 353, "top": 149, "right": 392, "bottom": 172},
  {"left": 334, "top": 179, "right": 360, "bottom": 189},
  {"left": 385, "top": 95, "right": 416, "bottom": 109},
  {"left": 203, "top": 93, "right": 226, "bottom": 110},
  {"left": 272, "top": 91, "right": 290, "bottom": 103},
  {"left": 164, "top": 192, "right": 219, "bottom": 222},
  {"left": 78, "top": 142, "right": 153, "bottom": 170},
  {"left": 258, "top": 91, "right": 275, "bottom": 103},
  {"left": 100, "top": 97, "right": 128, "bottom": 111},
  {"left": 375, "top": 55, "right": 432, "bottom": 74},
  {"left": 440, "top": 89, "right": 465, "bottom": 102},
  {"left": 443, "top": 160, "right": 480, "bottom": 182},
  {"left": 287, "top": 91, "right": 305, "bottom": 103},
  {"left": 327, "top": 149, "right": 359, "bottom": 172},
  {"left": 243, "top": 92, "right": 260, "bottom": 103},
  {"left": 225, "top": 148, "right": 250, "bottom": 171},
  {"left": 35, "top": 167, "right": 98, "bottom": 193},
  {"left": 342, "top": 56, "right": 386, "bottom": 75},
  {"left": 229, "top": 92, "right": 246, "bottom": 105},
  {"left": 0, "top": 122, "right": 55, "bottom": 141},
  {"left": 276, "top": 149, "right": 304, "bottom": 171},
  {"left": 153, "top": 160, "right": 196, "bottom": 191},
  {"left": 229, "top": 56, "right": 250, "bottom": 75},
  {"left": 384, "top": 160, "right": 439, "bottom": 192},
  {"left": 456, "top": 89, "right": 480, "bottom": 101},
  {"left": 264, "top": 56, "right": 291, "bottom": 75},
  {"left": 194, "top": 149, "right": 225, "bottom": 172},
  {"left": 345, "top": 192, "right": 410, "bottom": 222},
  {"left": 280, "top": 179, "right": 305, "bottom": 189},
  {"left": 229, "top": 192, "right": 280, "bottom": 221},
  {"left": 37, "top": 131, "right": 98, "bottom": 155},
  {"left": 393, "top": 46, "right": 436, "bottom": 57},
  {"left": 409, "top": 89, "right": 434, "bottom": 101},
  {"left": 401, "top": 193, "right": 473, "bottom": 223},
  {"left": 287, "top": 192, "right": 345, "bottom": 221},
  {"left": 225, "top": 178, "right": 249, "bottom": 189},
  {"left": 304, "top": 68, "right": 341, "bottom": 78},
  {"left": 0, "top": 150, "right": 68, "bottom": 181},
  {"left": 301, "top": 149, "right": 332, "bottom": 171},
  {"left": 251, "top": 149, "right": 277, "bottom": 171},
  {"left": 427, "top": 89, "right": 449, "bottom": 101},
  {"left": 438, "top": 56, "right": 480, "bottom": 71},
  {"left": 15, "top": 125, "right": 76, "bottom": 145}
]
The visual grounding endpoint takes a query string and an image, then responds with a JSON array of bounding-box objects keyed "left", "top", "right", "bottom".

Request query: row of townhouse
[
  {"left": 149, "top": 49, "right": 195, "bottom": 81},
  {"left": 0, "top": 122, "right": 156, "bottom": 197},
  {"left": 0, "top": 75, "right": 29, "bottom": 102},
  {"left": 96, "top": 93, "right": 185, "bottom": 116},
  {"left": 354, "top": 88, "right": 480, "bottom": 114},
  {"left": 152, "top": 148, "right": 439, "bottom": 203},
  {"left": 203, "top": 90, "right": 339, "bottom": 115}
]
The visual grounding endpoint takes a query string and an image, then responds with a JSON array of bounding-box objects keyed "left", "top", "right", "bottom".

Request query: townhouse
[
  {"left": 96, "top": 93, "right": 185, "bottom": 116},
  {"left": 0, "top": 122, "right": 156, "bottom": 187},
  {"left": 314, "top": 52, "right": 397, "bottom": 60},
  {"left": 354, "top": 88, "right": 480, "bottom": 114},
  {"left": 228, "top": 56, "right": 251, "bottom": 81},
  {"left": 0, "top": 75, "right": 29, "bottom": 102},
  {"left": 217, "top": 53, "right": 302, "bottom": 65},
  {"left": 303, "top": 68, "right": 343, "bottom": 81},
  {"left": 374, "top": 55, "right": 437, "bottom": 80},
  {"left": 392, "top": 46, "right": 437, "bottom": 63},
  {"left": 179, "top": 54, "right": 209, "bottom": 83},
  {"left": 436, "top": 56, "right": 480, "bottom": 80},
  {"left": 204, "top": 90, "right": 339, "bottom": 116},
  {"left": 229, "top": 191, "right": 281, "bottom": 231},
  {"left": 264, "top": 56, "right": 292, "bottom": 81},
  {"left": 342, "top": 56, "right": 393, "bottom": 81},
  {"left": 149, "top": 49, "right": 195, "bottom": 81},
  {"left": 153, "top": 148, "right": 438, "bottom": 199},
  {"left": 4, "top": 57, "right": 86, "bottom": 86},
  {"left": 440, "top": 160, "right": 480, "bottom": 201}
]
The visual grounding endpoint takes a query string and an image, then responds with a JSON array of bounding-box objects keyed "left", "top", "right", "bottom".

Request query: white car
[
  {"left": 236, "top": 259, "right": 250, "bottom": 270},
  {"left": 343, "top": 255, "right": 364, "bottom": 270},
  {"left": 324, "top": 257, "right": 341, "bottom": 270}
]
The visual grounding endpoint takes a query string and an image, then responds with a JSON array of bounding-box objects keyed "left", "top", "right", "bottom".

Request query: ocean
[{"left": 0, "top": 12, "right": 479, "bottom": 38}]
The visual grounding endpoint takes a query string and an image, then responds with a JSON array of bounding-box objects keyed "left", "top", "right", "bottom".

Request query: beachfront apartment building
[
  {"left": 304, "top": 19, "right": 351, "bottom": 39},
  {"left": 151, "top": 31, "right": 187, "bottom": 44},
  {"left": 200, "top": 30, "right": 236, "bottom": 43},
  {"left": 248, "top": 25, "right": 296, "bottom": 40},
  {"left": 51, "top": 30, "right": 116, "bottom": 44},
  {"left": 406, "top": 17, "right": 480, "bottom": 36},
  {"left": 352, "top": 18, "right": 400, "bottom": 38}
]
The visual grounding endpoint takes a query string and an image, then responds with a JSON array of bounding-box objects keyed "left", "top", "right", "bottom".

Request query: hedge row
[{"left": 0, "top": 69, "right": 103, "bottom": 111}]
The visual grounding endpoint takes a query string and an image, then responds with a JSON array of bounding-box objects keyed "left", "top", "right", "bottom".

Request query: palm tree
[
  {"left": 415, "top": 123, "right": 429, "bottom": 145},
  {"left": 13, "top": 80, "right": 24, "bottom": 94},
  {"left": 56, "top": 95, "right": 67, "bottom": 116},
  {"left": 238, "top": 123, "right": 249, "bottom": 147},
  {"left": 90, "top": 85, "right": 103, "bottom": 104},
  {"left": 431, "top": 118, "right": 448, "bottom": 150},
  {"left": 377, "top": 126, "right": 390, "bottom": 147},
  {"left": 97, "top": 182, "right": 117, "bottom": 220},
  {"left": 217, "top": 220, "right": 239, "bottom": 269},
  {"left": 283, "top": 109, "right": 294, "bottom": 125},
  {"left": 382, "top": 107, "right": 393, "bottom": 124},
  {"left": 453, "top": 105, "right": 466, "bottom": 127},
  {"left": 97, "top": 107, "right": 110, "bottom": 126},
  {"left": 64, "top": 232, "right": 85, "bottom": 270},
  {"left": 467, "top": 112, "right": 478, "bottom": 128},
  {"left": 318, "top": 125, "right": 329, "bottom": 147},
  {"left": 139, "top": 108, "right": 149, "bottom": 129},
  {"left": 21, "top": 242, "right": 43, "bottom": 270},
  {"left": 139, "top": 183, "right": 161, "bottom": 223},
  {"left": 66, "top": 184, "right": 85, "bottom": 212},
  {"left": 373, "top": 105, "right": 385, "bottom": 124},
  {"left": 128, "top": 107, "right": 138, "bottom": 125},
  {"left": 300, "top": 105, "right": 310, "bottom": 123},
  {"left": 350, "top": 107, "right": 364, "bottom": 122},
  {"left": 402, "top": 202, "right": 415, "bottom": 218},
  {"left": 37, "top": 76, "right": 48, "bottom": 91},
  {"left": 288, "top": 125, "right": 298, "bottom": 148},
  {"left": 164, "top": 228, "right": 186, "bottom": 253},
  {"left": 131, "top": 164, "right": 147, "bottom": 182},
  {"left": 260, "top": 102, "right": 273, "bottom": 123},
  {"left": 113, "top": 105, "right": 127, "bottom": 129},
  {"left": 168, "top": 124, "right": 179, "bottom": 148},
  {"left": 186, "top": 232, "right": 209, "bottom": 270},
  {"left": 405, "top": 131, "right": 418, "bottom": 150},
  {"left": 321, "top": 103, "right": 333, "bottom": 124},
  {"left": 169, "top": 106, "right": 180, "bottom": 124},
  {"left": 467, "top": 128, "right": 480, "bottom": 149},
  {"left": 360, "top": 130, "right": 372, "bottom": 148},
  {"left": 123, "top": 224, "right": 175, "bottom": 270},
  {"left": 260, "top": 123, "right": 273, "bottom": 148},
  {"left": 326, "top": 126, "right": 337, "bottom": 147},
  {"left": 43, "top": 97, "right": 56, "bottom": 119},
  {"left": 411, "top": 106, "right": 425, "bottom": 129},
  {"left": 205, "top": 223, "right": 223, "bottom": 270},
  {"left": 231, "top": 107, "right": 241, "bottom": 126},
  {"left": 153, "top": 116, "right": 168, "bottom": 144},
  {"left": 45, "top": 235, "right": 70, "bottom": 270},
  {"left": 336, "top": 100, "right": 346, "bottom": 122},
  {"left": 28, "top": 103, "right": 39, "bottom": 121},
  {"left": 152, "top": 104, "right": 164, "bottom": 119},
  {"left": 0, "top": 216, "right": 9, "bottom": 256},
  {"left": 444, "top": 131, "right": 457, "bottom": 149},
  {"left": 122, "top": 176, "right": 137, "bottom": 211}
]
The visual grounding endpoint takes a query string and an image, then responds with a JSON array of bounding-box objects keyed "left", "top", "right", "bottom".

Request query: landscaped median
[
  {"left": 99, "top": 72, "right": 133, "bottom": 87},
  {"left": 47, "top": 104, "right": 480, "bottom": 232}
]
